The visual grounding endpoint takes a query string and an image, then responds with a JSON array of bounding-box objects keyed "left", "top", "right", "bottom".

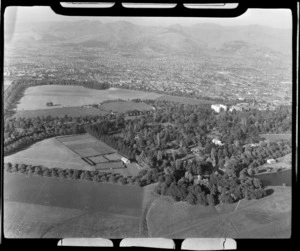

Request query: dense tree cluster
[
  {"left": 3, "top": 115, "right": 103, "bottom": 156},
  {"left": 154, "top": 172, "right": 266, "bottom": 205}
]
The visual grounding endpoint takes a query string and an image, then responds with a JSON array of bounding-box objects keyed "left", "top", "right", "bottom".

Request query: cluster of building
[{"left": 4, "top": 42, "right": 292, "bottom": 108}]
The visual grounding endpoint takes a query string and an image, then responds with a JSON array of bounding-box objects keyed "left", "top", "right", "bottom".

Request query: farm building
[
  {"left": 211, "top": 104, "right": 227, "bottom": 113},
  {"left": 267, "top": 159, "right": 277, "bottom": 164}
]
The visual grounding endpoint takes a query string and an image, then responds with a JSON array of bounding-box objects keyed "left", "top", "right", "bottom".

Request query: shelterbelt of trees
[
  {"left": 113, "top": 83, "right": 256, "bottom": 105},
  {"left": 3, "top": 115, "right": 104, "bottom": 156},
  {"left": 4, "top": 97, "right": 292, "bottom": 206},
  {"left": 4, "top": 162, "right": 140, "bottom": 186},
  {"left": 4, "top": 79, "right": 110, "bottom": 117}
]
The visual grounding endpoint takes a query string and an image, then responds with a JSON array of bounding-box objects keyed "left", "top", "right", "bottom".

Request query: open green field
[
  {"left": 99, "top": 101, "right": 154, "bottom": 113},
  {"left": 260, "top": 134, "right": 291, "bottom": 142},
  {"left": 146, "top": 186, "right": 291, "bottom": 238},
  {"left": 13, "top": 106, "right": 108, "bottom": 118},
  {"left": 257, "top": 153, "right": 292, "bottom": 173},
  {"left": 16, "top": 85, "right": 162, "bottom": 111},
  {"left": 4, "top": 134, "right": 139, "bottom": 174},
  {"left": 58, "top": 134, "right": 116, "bottom": 158},
  {"left": 3, "top": 172, "right": 145, "bottom": 238},
  {"left": 97, "top": 162, "right": 142, "bottom": 177},
  {"left": 156, "top": 95, "right": 214, "bottom": 105},
  {"left": 4, "top": 137, "right": 93, "bottom": 171},
  {"left": 95, "top": 162, "right": 125, "bottom": 170},
  {"left": 104, "top": 153, "right": 123, "bottom": 161}
]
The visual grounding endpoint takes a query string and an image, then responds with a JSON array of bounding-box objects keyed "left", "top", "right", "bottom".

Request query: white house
[
  {"left": 121, "top": 157, "right": 130, "bottom": 164},
  {"left": 211, "top": 104, "right": 227, "bottom": 113},
  {"left": 229, "top": 105, "right": 242, "bottom": 112},
  {"left": 212, "top": 138, "right": 223, "bottom": 146},
  {"left": 267, "top": 159, "right": 276, "bottom": 164}
]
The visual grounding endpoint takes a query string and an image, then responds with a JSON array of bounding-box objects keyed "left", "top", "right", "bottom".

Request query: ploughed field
[
  {"left": 3, "top": 172, "right": 145, "bottom": 238},
  {"left": 15, "top": 85, "right": 162, "bottom": 111}
]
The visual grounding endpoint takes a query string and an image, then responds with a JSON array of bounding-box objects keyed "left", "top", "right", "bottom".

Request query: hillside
[
  {"left": 146, "top": 186, "right": 291, "bottom": 238},
  {"left": 6, "top": 21, "right": 291, "bottom": 58}
]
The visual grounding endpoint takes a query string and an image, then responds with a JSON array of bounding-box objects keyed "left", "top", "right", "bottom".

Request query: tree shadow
[{"left": 265, "top": 188, "right": 274, "bottom": 196}]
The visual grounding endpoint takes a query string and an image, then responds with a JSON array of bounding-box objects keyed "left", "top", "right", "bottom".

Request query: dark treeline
[
  {"left": 3, "top": 115, "right": 104, "bottom": 156},
  {"left": 113, "top": 83, "right": 240, "bottom": 105},
  {"left": 4, "top": 162, "right": 140, "bottom": 186}
]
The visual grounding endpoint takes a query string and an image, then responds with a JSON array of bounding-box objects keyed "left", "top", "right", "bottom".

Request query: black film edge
[{"left": 49, "top": 1, "right": 248, "bottom": 18}]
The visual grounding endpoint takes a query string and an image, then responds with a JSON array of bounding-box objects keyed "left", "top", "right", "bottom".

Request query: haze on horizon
[{"left": 4, "top": 6, "right": 292, "bottom": 30}]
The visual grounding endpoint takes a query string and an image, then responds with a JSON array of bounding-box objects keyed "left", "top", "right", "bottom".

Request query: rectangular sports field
[
  {"left": 104, "top": 153, "right": 123, "bottom": 161},
  {"left": 95, "top": 162, "right": 125, "bottom": 170},
  {"left": 99, "top": 101, "right": 154, "bottom": 113},
  {"left": 88, "top": 155, "right": 109, "bottom": 164},
  {"left": 57, "top": 134, "right": 116, "bottom": 158}
]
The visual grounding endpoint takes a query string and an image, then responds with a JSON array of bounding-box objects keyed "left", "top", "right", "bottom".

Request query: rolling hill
[{"left": 5, "top": 20, "right": 291, "bottom": 58}]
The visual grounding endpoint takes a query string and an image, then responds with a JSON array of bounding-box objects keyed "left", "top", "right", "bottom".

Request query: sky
[{"left": 4, "top": 6, "right": 292, "bottom": 30}]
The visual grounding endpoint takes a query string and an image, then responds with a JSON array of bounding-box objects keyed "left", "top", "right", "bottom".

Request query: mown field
[
  {"left": 16, "top": 85, "right": 162, "bottom": 111},
  {"left": 145, "top": 186, "right": 291, "bottom": 238},
  {"left": 3, "top": 172, "right": 145, "bottom": 238},
  {"left": 99, "top": 101, "right": 154, "bottom": 113},
  {"left": 4, "top": 135, "right": 139, "bottom": 175},
  {"left": 13, "top": 106, "right": 108, "bottom": 118},
  {"left": 156, "top": 95, "right": 215, "bottom": 105},
  {"left": 57, "top": 134, "right": 116, "bottom": 158},
  {"left": 260, "top": 134, "right": 292, "bottom": 142},
  {"left": 4, "top": 137, "right": 93, "bottom": 171},
  {"left": 256, "top": 153, "right": 292, "bottom": 174}
]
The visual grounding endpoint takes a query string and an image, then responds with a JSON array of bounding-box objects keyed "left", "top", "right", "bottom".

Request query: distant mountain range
[{"left": 6, "top": 20, "right": 291, "bottom": 58}]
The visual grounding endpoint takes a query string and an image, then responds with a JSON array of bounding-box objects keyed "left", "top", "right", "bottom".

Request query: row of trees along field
[
  {"left": 4, "top": 162, "right": 142, "bottom": 186},
  {"left": 113, "top": 82, "right": 236, "bottom": 105},
  {"left": 3, "top": 115, "right": 105, "bottom": 156}
]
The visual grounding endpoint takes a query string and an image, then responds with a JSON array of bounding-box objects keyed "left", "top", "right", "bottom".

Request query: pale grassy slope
[
  {"left": 4, "top": 138, "right": 93, "bottom": 171},
  {"left": 4, "top": 201, "right": 141, "bottom": 238},
  {"left": 4, "top": 201, "right": 84, "bottom": 238},
  {"left": 146, "top": 186, "right": 291, "bottom": 238}
]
